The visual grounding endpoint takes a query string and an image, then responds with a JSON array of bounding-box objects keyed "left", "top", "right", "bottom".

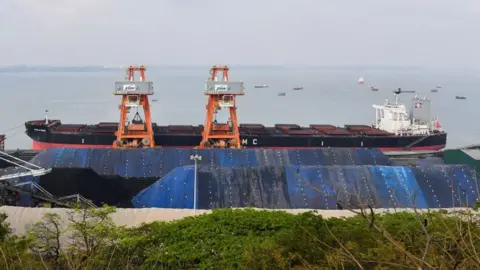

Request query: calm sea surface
[{"left": 1, "top": 66, "right": 478, "bottom": 149}]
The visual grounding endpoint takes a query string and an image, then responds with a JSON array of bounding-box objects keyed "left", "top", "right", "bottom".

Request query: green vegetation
[{"left": 0, "top": 206, "right": 479, "bottom": 269}]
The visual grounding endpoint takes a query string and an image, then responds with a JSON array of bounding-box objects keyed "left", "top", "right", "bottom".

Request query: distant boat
[
  {"left": 152, "top": 99, "right": 159, "bottom": 102},
  {"left": 456, "top": 96, "right": 466, "bottom": 100},
  {"left": 293, "top": 86, "right": 303, "bottom": 91},
  {"left": 393, "top": 88, "right": 415, "bottom": 94},
  {"left": 358, "top": 77, "right": 364, "bottom": 84},
  {"left": 370, "top": 86, "right": 379, "bottom": 91},
  {"left": 430, "top": 89, "right": 438, "bottom": 92},
  {"left": 277, "top": 92, "right": 286, "bottom": 96},
  {"left": 437, "top": 85, "right": 442, "bottom": 88},
  {"left": 254, "top": 84, "right": 269, "bottom": 88}
]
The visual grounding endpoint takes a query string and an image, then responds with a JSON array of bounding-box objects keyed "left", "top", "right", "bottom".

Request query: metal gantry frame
[
  {"left": 0, "top": 150, "right": 94, "bottom": 208},
  {"left": 9, "top": 181, "right": 97, "bottom": 208},
  {"left": 199, "top": 65, "right": 245, "bottom": 149},
  {"left": 113, "top": 65, "right": 155, "bottom": 148},
  {"left": 56, "top": 194, "right": 97, "bottom": 208},
  {"left": 0, "top": 151, "right": 51, "bottom": 181}
]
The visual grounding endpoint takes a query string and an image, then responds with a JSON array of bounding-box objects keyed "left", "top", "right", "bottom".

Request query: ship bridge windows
[
  {"left": 392, "top": 112, "right": 407, "bottom": 121},
  {"left": 374, "top": 108, "right": 385, "bottom": 124},
  {"left": 378, "top": 109, "right": 384, "bottom": 119}
]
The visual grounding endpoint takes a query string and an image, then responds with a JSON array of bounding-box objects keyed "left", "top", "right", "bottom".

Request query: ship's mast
[
  {"left": 113, "top": 65, "right": 155, "bottom": 148},
  {"left": 199, "top": 65, "right": 244, "bottom": 149}
]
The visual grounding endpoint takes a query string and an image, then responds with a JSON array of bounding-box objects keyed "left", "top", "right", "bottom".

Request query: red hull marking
[{"left": 32, "top": 141, "right": 446, "bottom": 152}]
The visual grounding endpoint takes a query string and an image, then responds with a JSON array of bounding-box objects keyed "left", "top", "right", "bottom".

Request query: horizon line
[{"left": 0, "top": 65, "right": 476, "bottom": 71}]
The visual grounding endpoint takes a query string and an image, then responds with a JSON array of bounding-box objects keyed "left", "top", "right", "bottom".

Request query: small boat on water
[
  {"left": 456, "top": 96, "right": 466, "bottom": 100},
  {"left": 430, "top": 89, "right": 438, "bottom": 93},
  {"left": 254, "top": 84, "right": 269, "bottom": 88},
  {"left": 293, "top": 86, "right": 303, "bottom": 91},
  {"left": 358, "top": 76, "right": 364, "bottom": 84},
  {"left": 370, "top": 86, "right": 379, "bottom": 91},
  {"left": 393, "top": 88, "right": 415, "bottom": 94},
  {"left": 277, "top": 92, "right": 286, "bottom": 96}
]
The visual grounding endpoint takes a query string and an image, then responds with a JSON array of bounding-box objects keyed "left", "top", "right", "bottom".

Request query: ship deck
[{"left": 28, "top": 120, "right": 407, "bottom": 137}]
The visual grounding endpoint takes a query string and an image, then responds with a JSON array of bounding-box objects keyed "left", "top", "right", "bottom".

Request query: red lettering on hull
[{"left": 32, "top": 140, "right": 446, "bottom": 152}]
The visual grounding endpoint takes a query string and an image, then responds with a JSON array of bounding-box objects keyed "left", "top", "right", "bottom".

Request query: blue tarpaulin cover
[
  {"left": 28, "top": 148, "right": 391, "bottom": 178},
  {"left": 18, "top": 148, "right": 480, "bottom": 209},
  {"left": 132, "top": 164, "right": 479, "bottom": 210}
]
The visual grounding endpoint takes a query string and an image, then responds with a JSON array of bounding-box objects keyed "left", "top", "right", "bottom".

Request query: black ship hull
[{"left": 25, "top": 120, "right": 447, "bottom": 152}]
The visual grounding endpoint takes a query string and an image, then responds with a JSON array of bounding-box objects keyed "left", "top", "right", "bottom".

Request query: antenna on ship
[
  {"left": 113, "top": 65, "right": 155, "bottom": 148},
  {"left": 44, "top": 110, "right": 49, "bottom": 125},
  {"left": 199, "top": 65, "right": 244, "bottom": 149}
]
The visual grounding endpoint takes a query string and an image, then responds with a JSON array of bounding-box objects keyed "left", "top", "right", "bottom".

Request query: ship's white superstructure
[{"left": 372, "top": 95, "right": 442, "bottom": 136}]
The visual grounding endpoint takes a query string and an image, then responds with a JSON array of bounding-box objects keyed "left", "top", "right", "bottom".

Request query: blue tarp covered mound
[
  {"left": 132, "top": 164, "right": 479, "bottom": 210},
  {"left": 411, "top": 165, "right": 478, "bottom": 208},
  {"left": 28, "top": 148, "right": 391, "bottom": 178}
]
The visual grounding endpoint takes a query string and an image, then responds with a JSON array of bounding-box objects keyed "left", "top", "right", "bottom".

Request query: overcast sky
[{"left": 1, "top": 0, "right": 479, "bottom": 67}]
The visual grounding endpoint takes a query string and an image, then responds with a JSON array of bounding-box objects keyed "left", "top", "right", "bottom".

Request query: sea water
[{"left": 0, "top": 66, "right": 478, "bottom": 149}]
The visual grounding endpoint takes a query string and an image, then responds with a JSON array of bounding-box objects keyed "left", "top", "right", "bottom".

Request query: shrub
[{"left": 0, "top": 207, "right": 479, "bottom": 269}]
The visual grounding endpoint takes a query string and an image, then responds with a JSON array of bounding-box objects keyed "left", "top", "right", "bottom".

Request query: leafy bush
[{"left": 0, "top": 206, "right": 479, "bottom": 269}]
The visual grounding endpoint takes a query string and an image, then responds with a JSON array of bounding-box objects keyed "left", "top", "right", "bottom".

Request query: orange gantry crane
[
  {"left": 113, "top": 65, "right": 155, "bottom": 148},
  {"left": 199, "top": 65, "right": 245, "bottom": 148}
]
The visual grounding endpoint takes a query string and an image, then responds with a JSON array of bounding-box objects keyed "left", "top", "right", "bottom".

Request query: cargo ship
[{"left": 25, "top": 65, "right": 447, "bottom": 152}]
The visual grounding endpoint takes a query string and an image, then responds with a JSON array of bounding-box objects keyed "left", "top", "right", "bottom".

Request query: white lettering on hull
[{"left": 241, "top": 138, "right": 258, "bottom": 146}]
